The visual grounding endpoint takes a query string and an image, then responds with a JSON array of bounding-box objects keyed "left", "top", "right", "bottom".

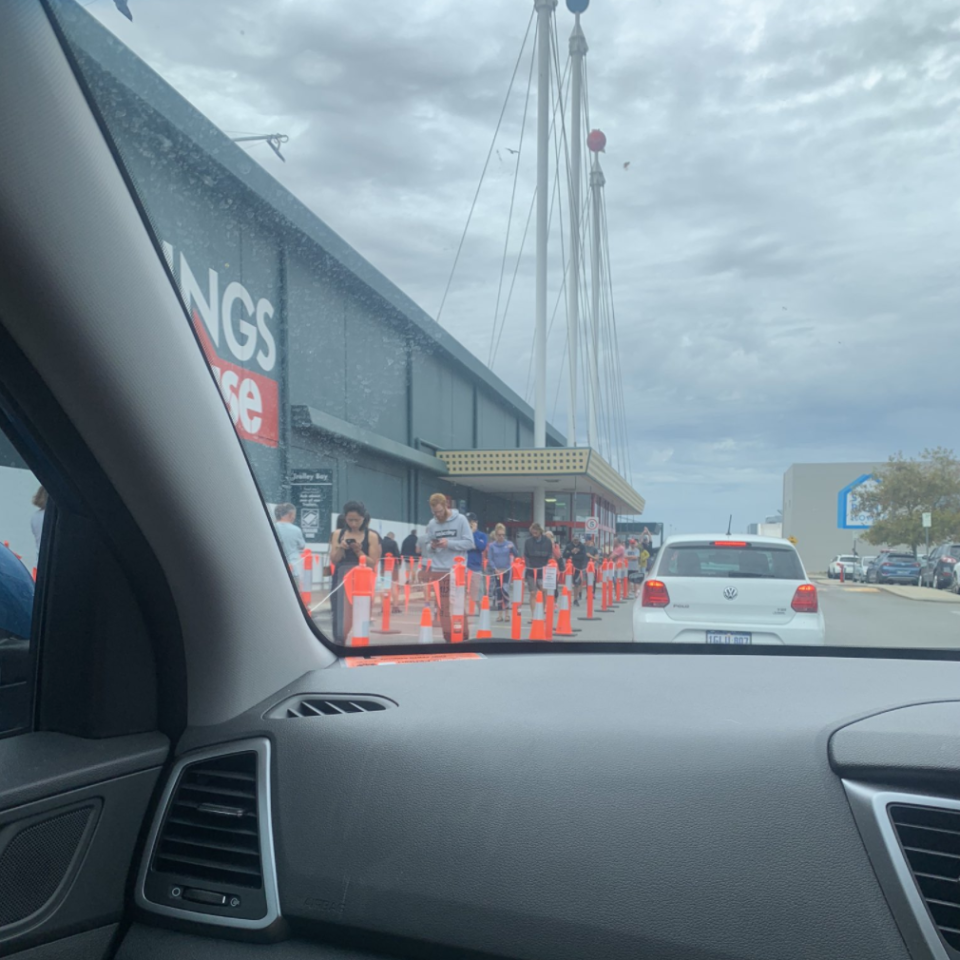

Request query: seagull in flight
[{"left": 505, "top": 148, "right": 520, "bottom": 156}]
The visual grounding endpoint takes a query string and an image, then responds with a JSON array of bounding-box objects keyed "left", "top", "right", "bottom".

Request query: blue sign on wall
[{"left": 837, "top": 474, "right": 877, "bottom": 530}]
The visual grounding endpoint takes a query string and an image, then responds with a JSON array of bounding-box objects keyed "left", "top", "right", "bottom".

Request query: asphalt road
[
  {"left": 818, "top": 579, "right": 960, "bottom": 649},
  {"left": 314, "top": 580, "right": 960, "bottom": 650}
]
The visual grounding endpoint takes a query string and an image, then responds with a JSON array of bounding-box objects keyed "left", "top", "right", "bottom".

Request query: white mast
[
  {"left": 567, "top": 12, "right": 587, "bottom": 449},
  {"left": 533, "top": 0, "right": 557, "bottom": 528},
  {"left": 587, "top": 130, "right": 606, "bottom": 452}
]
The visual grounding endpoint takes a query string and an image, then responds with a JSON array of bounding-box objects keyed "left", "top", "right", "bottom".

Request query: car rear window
[
  {"left": 659, "top": 544, "right": 805, "bottom": 579},
  {"left": 883, "top": 554, "right": 916, "bottom": 561}
]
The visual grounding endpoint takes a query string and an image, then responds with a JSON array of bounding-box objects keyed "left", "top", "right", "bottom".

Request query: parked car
[
  {"left": 920, "top": 543, "right": 960, "bottom": 590},
  {"left": 853, "top": 556, "right": 876, "bottom": 582},
  {"left": 867, "top": 553, "right": 922, "bottom": 585},
  {"left": 634, "top": 535, "right": 825, "bottom": 645},
  {"left": 827, "top": 555, "right": 858, "bottom": 579}
]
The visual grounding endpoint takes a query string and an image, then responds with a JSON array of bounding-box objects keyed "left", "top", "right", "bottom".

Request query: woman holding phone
[{"left": 328, "top": 500, "right": 381, "bottom": 643}]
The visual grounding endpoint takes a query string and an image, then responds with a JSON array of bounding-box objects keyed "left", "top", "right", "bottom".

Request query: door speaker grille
[{"left": 0, "top": 806, "right": 94, "bottom": 927}]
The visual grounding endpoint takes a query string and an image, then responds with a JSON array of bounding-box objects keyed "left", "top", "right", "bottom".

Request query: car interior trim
[{"left": 844, "top": 780, "right": 956, "bottom": 960}]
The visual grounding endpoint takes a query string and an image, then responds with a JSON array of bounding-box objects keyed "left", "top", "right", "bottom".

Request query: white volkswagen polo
[{"left": 632, "top": 535, "right": 825, "bottom": 645}]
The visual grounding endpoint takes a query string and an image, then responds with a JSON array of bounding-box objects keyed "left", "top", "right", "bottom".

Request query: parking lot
[{"left": 815, "top": 577, "right": 960, "bottom": 648}]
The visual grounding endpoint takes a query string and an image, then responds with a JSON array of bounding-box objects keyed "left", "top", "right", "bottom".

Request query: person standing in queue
[
  {"left": 31, "top": 487, "right": 47, "bottom": 553},
  {"left": 625, "top": 537, "right": 642, "bottom": 598},
  {"left": 465, "top": 513, "right": 488, "bottom": 610},
  {"left": 328, "top": 501, "right": 381, "bottom": 644},
  {"left": 563, "top": 534, "right": 588, "bottom": 606},
  {"left": 583, "top": 533, "right": 599, "bottom": 562},
  {"left": 381, "top": 530, "right": 402, "bottom": 612},
  {"left": 523, "top": 522, "right": 552, "bottom": 614},
  {"left": 400, "top": 528, "right": 420, "bottom": 583},
  {"left": 485, "top": 523, "right": 516, "bottom": 621},
  {"left": 274, "top": 502, "right": 306, "bottom": 590},
  {"left": 419, "top": 494, "right": 474, "bottom": 642}
]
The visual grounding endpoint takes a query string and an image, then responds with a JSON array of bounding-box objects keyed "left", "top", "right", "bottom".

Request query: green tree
[{"left": 854, "top": 448, "right": 960, "bottom": 553}]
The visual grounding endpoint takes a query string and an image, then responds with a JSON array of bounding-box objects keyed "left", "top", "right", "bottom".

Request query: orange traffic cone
[
  {"left": 418, "top": 606, "right": 434, "bottom": 644},
  {"left": 529, "top": 591, "right": 547, "bottom": 641},
  {"left": 299, "top": 548, "right": 313, "bottom": 607},
  {"left": 476, "top": 595, "right": 492, "bottom": 639},
  {"left": 345, "top": 557, "right": 375, "bottom": 646},
  {"left": 372, "top": 590, "right": 401, "bottom": 635},
  {"left": 555, "top": 587, "right": 576, "bottom": 637}
]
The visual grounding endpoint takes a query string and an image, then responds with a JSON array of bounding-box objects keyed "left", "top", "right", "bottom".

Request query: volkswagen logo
[{"left": 723, "top": 586, "right": 739, "bottom": 600}]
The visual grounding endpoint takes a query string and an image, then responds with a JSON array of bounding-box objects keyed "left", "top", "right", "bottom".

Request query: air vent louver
[
  {"left": 152, "top": 752, "right": 262, "bottom": 890},
  {"left": 284, "top": 697, "right": 387, "bottom": 718},
  {"left": 265, "top": 695, "right": 395, "bottom": 719},
  {"left": 890, "top": 803, "right": 960, "bottom": 951}
]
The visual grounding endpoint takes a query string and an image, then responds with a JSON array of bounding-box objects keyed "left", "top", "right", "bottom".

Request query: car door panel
[
  {"left": 11, "top": 926, "right": 119, "bottom": 960},
  {"left": 0, "top": 733, "right": 168, "bottom": 957}
]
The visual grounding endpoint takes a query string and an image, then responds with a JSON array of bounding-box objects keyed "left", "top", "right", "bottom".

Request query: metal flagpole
[
  {"left": 567, "top": 7, "right": 587, "bottom": 449},
  {"left": 587, "top": 130, "right": 606, "bottom": 451},
  {"left": 533, "top": 0, "right": 556, "bottom": 528}
]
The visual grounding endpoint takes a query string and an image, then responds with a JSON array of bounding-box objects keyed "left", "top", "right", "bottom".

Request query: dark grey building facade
[{"left": 57, "top": 2, "right": 564, "bottom": 543}]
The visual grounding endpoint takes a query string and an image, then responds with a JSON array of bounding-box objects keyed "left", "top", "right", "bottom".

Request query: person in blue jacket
[
  {"left": 0, "top": 543, "right": 34, "bottom": 640},
  {"left": 465, "top": 513, "right": 488, "bottom": 610}
]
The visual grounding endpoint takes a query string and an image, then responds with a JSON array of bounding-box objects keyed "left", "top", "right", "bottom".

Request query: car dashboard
[{"left": 118, "top": 650, "right": 960, "bottom": 960}]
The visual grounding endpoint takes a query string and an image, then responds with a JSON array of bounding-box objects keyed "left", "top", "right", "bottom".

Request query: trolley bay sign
[{"left": 291, "top": 469, "right": 333, "bottom": 543}]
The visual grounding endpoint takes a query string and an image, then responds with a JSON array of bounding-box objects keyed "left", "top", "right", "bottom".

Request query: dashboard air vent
[
  {"left": 265, "top": 694, "right": 396, "bottom": 719},
  {"left": 137, "top": 739, "right": 278, "bottom": 929},
  {"left": 153, "top": 751, "right": 262, "bottom": 889},
  {"left": 285, "top": 697, "right": 387, "bottom": 718},
  {"left": 890, "top": 803, "right": 960, "bottom": 950}
]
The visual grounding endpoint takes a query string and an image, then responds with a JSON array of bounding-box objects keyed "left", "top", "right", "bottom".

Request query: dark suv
[{"left": 921, "top": 544, "right": 960, "bottom": 590}]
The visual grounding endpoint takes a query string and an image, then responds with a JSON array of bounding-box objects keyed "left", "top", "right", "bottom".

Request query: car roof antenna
[{"left": 726, "top": 514, "right": 733, "bottom": 536}]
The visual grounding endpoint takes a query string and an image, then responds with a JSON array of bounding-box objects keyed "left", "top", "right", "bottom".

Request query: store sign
[
  {"left": 837, "top": 474, "right": 877, "bottom": 530},
  {"left": 164, "top": 242, "right": 280, "bottom": 448},
  {"left": 291, "top": 469, "right": 333, "bottom": 542}
]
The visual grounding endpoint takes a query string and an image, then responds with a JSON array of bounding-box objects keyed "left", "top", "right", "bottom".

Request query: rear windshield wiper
[{"left": 726, "top": 572, "right": 773, "bottom": 579}]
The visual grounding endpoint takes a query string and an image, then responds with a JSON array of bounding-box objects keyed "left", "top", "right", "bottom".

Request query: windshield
[
  {"left": 659, "top": 544, "right": 804, "bottom": 580},
  {"left": 40, "top": 0, "right": 960, "bottom": 653}
]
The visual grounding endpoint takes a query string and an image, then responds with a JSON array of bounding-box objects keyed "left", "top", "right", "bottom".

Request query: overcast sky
[{"left": 84, "top": 0, "right": 960, "bottom": 534}]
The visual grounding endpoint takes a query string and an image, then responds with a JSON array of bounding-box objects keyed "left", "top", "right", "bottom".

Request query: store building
[
  {"left": 10, "top": 5, "right": 644, "bottom": 554},
  {"left": 782, "top": 462, "right": 884, "bottom": 571}
]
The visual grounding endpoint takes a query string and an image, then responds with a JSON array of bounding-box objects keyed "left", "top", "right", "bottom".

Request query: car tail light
[
  {"left": 642, "top": 579, "right": 670, "bottom": 608},
  {"left": 943, "top": 557, "right": 957, "bottom": 564},
  {"left": 713, "top": 541, "right": 748, "bottom": 548},
  {"left": 791, "top": 583, "right": 818, "bottom": 613}
]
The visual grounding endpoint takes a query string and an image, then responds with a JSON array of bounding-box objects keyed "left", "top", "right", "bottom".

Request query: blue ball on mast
[{"left": 567, "top": 0, "right": 589, "bottom": 12}]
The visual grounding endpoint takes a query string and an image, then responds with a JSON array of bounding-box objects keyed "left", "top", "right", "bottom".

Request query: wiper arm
[{"left": 726, "top": 572, "right": 770, "bottom": 579}]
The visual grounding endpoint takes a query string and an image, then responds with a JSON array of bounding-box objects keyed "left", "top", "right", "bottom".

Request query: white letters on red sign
[{"left": 167, "top": 243, "right": 280, "bottom": 448}]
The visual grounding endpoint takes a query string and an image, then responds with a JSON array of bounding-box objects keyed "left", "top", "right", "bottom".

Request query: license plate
[{"left": 706, "top": 631, "right": 752, "bottom": 645}]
